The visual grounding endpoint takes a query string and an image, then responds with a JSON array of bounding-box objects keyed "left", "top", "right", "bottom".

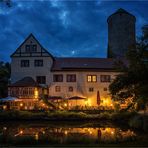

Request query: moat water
[{"left": 0, "top": 121, "right": 147, "bottom": 146}]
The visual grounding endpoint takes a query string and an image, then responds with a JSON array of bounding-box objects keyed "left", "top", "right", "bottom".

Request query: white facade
[{"left": 10, "top": 34, "right": 119, "bottom": 108}]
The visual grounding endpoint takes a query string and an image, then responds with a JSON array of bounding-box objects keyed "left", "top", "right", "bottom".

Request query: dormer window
[{"left": 25, "top": 45, "right": 37, "bottom": 52}]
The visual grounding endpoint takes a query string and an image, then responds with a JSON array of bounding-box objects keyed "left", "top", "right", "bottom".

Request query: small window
[
  {"left": 89, "top": 87, "right": 94, "bottom": 92},
  {"left": 34, "top": 60, "right": 43, "bottom": 67},
  {"left": 67, "top": 74, "right": 76, "bottom": 82},
  {"left": 25, "top": 45, "right": 30, "bottom": 52},
  {"left": 55, "top": 86, "right": 61, "bottom": 92},
  {"left": 87, "top": 75, "right": 97, "bottom": 82},
  {"left": 25, "top": 44, "right": 37, "bottom": 52},
  {"left": 69, "top": 86, "right": 73, "bottom": 92},
  {"left": 100, "top": 75, "right": 111, "bottom": 82},
  {"left": 36, "top": 76, "right": 46, "bottom": 84},
  {"left": 104, "top": 87, "right": 108, "bottom": 91},
  {"left": 21, "top": 60, "right": 29, "bottom": 67},
  {"left": 32, "top": 45, "right": 37, "bottom": 52},
  {"left": 53, "top": 74, "right": 63, "bottom": 82}
]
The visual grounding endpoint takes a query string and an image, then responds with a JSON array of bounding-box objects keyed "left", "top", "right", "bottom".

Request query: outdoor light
[
  {"left": 3, "top": 106, "right": 7, "bottom": 110},
  {"left": 20, "top": 103, "right": 23, "bottom": 107},
  {"left": 64, "top": 130, "right": 68, "bottom": 135},
  {"left": 3, "top": 127, "right": 7, "bottom": 130},
  {"left": 35, "top": 133, "right": 39, "bottom": 140},
  {"left": 20, "top": 130, "right": 23, "bottom": 134},
  {"left": 34, "top": 88, "right": 39, "bottom": 99},
  {"left": 64, "top": 103, "right": 67, "bottom": 107},
  {"left": 111, "top": 131, "right": 114, "bottom": 135}
]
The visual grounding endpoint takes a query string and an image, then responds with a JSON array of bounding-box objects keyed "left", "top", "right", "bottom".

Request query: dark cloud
[{"left": 0, "top": 0, "right": 147, "bottom": 61}]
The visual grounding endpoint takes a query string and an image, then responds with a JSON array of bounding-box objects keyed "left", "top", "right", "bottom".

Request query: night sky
[{"left": 0, "top": 0, "right": 148, "bottom": 62}]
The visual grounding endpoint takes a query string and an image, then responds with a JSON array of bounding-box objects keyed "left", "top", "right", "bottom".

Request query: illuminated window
[
  {"left": 55, "top": 86, "right": 61, "bottom": 92},
  {"left": 87, "top": 76, "right": 92, "bottom": 82},
  {"left": 87, "top": 75, "right": 97, "bottom": 82}
]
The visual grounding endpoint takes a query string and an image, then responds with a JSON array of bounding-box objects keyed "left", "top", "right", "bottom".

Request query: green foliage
[
  {"left": 0, "top": 61, "right": 11, "bottom": 98},
  {"left": 109, "top": 30, "right": 148, "bottom": 111}
]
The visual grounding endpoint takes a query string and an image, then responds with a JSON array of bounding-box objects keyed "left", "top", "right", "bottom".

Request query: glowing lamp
[
  {"left": 34, "top": 88, "right": 38, "bottom": 99},
  {"left": 64, "top": 103, "right": 67, "bottom": 107},
  {"left": 20, "top": 103, "right": 23, "bottom": 107}
]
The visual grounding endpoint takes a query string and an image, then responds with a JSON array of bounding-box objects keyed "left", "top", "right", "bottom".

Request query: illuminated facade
[
  {"left": 8, "top": 8, "right": 135, "bottom": 110},
  {"left": 9, "top": 33, "right": 118, "bottom": 110}
]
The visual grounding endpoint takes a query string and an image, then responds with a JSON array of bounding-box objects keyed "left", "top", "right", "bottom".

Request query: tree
[
  {"left": 0, "top": 61, "right": 11, "bottom": 98},
  {"left": 109, "top": 26, "right": 148, "bottom": 111}
]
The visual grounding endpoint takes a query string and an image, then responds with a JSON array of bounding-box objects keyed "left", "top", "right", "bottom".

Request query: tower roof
[{"left": 107, "top": 8, "right": 136, "bottom": 23}]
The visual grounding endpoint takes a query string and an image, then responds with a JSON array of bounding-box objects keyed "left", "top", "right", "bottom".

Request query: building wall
[
  {"left": 49, "top": 71, "right": 119, "bottom": 107},
  {"left": 11, "top": 56, "right": 53, "bottom": 84},
  {"left": 11, "top": 35, "right": 53, "bottom": 84}
]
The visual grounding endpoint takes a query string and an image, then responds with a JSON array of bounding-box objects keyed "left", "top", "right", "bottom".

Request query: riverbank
[
  {"left": 0, "top": 110, "right": 148, "bottom": 132},
  {"left": 0, "top": 110, "right": 136, "bottom": 122}
]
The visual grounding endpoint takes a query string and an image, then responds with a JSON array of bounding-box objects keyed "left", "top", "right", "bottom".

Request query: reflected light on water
[{"left": 0, "top": 125, "right": 137, "bottom": 144}]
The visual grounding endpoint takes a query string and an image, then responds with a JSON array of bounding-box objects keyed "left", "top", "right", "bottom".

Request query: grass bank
[{"left": 0, "top": 110, "right": 137, "bottom": 122}]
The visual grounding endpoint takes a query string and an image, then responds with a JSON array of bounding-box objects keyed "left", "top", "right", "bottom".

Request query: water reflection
[{"left": 0, "top": 123, "right": 137, "bottom": 145}]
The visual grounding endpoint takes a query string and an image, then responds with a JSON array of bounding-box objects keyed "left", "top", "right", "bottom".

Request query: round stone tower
[{"left": 107, "top": 8, "right": 136, "bottom": 58}]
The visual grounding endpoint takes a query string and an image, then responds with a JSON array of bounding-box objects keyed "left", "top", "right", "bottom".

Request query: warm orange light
[
  {"left": 20, "top": 103, "right": 23, "bottom": 107},
  {"left": 64, "top": 130, "right": 68, "bottom": 135},
  {"left": 34, "top": 88, "right": 38, "bottom": 99},
  {"left": 35, "top": 133, "right": 39, "bottom": 140},
  {"left": 20, "top": 130, "right": 23, "bottom": 134},
  {"left": 64, "top": 103, "right": 67, "bottom": 107},
  {"left": 3, "top": 106, "right": 7, "bottom": 110},
  {"left": 92, "top": 75, "right": 97, "bottom": 82},
  {"left": 85, "top": 99, "right": 91, "bottom": 106},
  {"left": 87, "top": 76, "right": 92, "bottom": 82}
]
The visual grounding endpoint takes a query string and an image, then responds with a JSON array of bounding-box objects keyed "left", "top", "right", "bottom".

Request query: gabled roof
[
  {"left": 107, "top": 8, "right": 136, "bottom": 23},
  {"left": 11, "top": 33, "right": 54, "bottom": 59},
  {"left": 9, "top": 77, "right": 38, "bottom": 87},
  {"left": 51, "top": 57, "right": 119, "bottom": 72}
]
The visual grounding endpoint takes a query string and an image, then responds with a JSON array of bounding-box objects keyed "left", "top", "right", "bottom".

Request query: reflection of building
[
  {"left": 0, "top": 125, "right": 136, "bottom": 144},
  {"left": 7, "top": 8, "right": 136, "bottom": 110}
]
